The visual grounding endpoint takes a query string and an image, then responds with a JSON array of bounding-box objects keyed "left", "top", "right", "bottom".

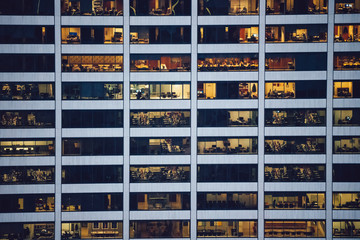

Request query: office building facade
[{"left": 0, "top": 0, "right": 359, "bottom": 239}]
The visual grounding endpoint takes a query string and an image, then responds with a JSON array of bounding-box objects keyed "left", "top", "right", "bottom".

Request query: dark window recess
[
  {"left": 62, "top": 110, "right": 123, "bottom": 128},
  {"left": 130, "top": 26, "right": 191, "bottom": 44},
  {"left": 198, "top": 109, "right": 258, "bottom": 127},
  {"left": 62, "top": 165, "right": 123, "bottom": 184},
  {"left": 62, "top": 82, "right": 123, "bottom": 100},
  {"left": 130, "top": 137, "right": 190, "bottom": 155},
  {"left": 0, "top": 55, "right": 54, "bottom": 72},
  {"left": 62, "top": 138, "right": 123, "bottom": 156},
  {"left": 198, "top": 0, "right": 259, "bottom": 15},
  {"left": 62, "top": 193, "right": 123, "bottom": 211},
  {"left": 0, "top": 194, "right": 54, "bottom": 213},
  {"left": 334, "top": 164, "right": 360, "bottom": 182},
  {"left": 197, "top": 164, "right": 257, "bottom": 182},
  {"left": 0, "top": 0, "right": 54, "bottom": 15},
  {"left": 197, "top": 192, "right": 257, "bottom": 210},
  {"left": 0, "top": 26, "right": 54, "bottom": 44},
  {"left": 130, "top": 193, "right": 190, "bottom": 210},
  {"left": 130, "top": 0, "right": 190, "bottom": 16},
  {"left": 266, "top": 53, "right": 327, "bottom": 71}
]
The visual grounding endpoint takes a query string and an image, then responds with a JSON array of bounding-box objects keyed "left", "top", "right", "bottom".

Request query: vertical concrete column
[
  {"left": 123, "top": 0, "right": 130, "bottom": 238},
  {"left": 54, "top": 0, "right": 62, "bottom": 239},
  {"left": 326, "top": 0, "right": 335, "bottom": 238},
  {"left": 258, "top": 0, "right": 267, "bottom": 238},
  {"left": 190, "top": 0, "right": 198, "bottom": 239}
]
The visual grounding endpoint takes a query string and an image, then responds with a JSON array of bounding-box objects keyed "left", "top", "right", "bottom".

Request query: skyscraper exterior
[{"left": 0, "top": 0, "right": 359, "bottom": 239}]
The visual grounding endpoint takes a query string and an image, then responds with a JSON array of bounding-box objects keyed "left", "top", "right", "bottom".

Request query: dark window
[
  {"left": 63, "top": 110, "right": 123, "bottom": 128},
  {"left": 61, "top": 0, "right": 123, "bottom": 16},
  {"left": 0, "top": 166, "right": 54, "bottom": 184},
  {"left": 197, "top": 192, "right": 257, "bottom": 210},
  {"left": 0, "top": 0, "right": 54, "bottom": 15},
  {"left": 266, "top": 53, "right": 327, "bottom": 71},
  {"left": 198, "top": 109, "right": 258, "bottom": 127},
  {"left": 199, "top": 26, "right": 259, "bottom": 43},
  {"left": 130, "top": 26, "right": 190, "bottom": 44},
  {"left": 62, "top": 83, "right": 123, "bottom": 100},
  {"left": 0, "top": 223, "right": 54, "bottom": 240},
  {"left": 0, "top": 55, "right": 54, "bottom": 72},
  {"left": 130, "top": 193, "right": 190, "bottom": 210},
  {"left": 0, "top": 26, "right": 54, "bottom": 44},
  {"left": 130, "top": 138, "right": 190, "bottom": 155},
  {"left": 266, "top": 0, "right": 328, "bottom": 14},
  {"left": 266, "top": 24, "right": 327, "bottom": 42},
  {"left": 130, "top": 0, "right": 190, "bottom": 16},
  {"left": 265, "top": 164, "right": 326, "bottom": 182},
  {"left": 333, "top": 164, "right": 360, "bottom": 182},
  {"left": 130, "top": 165, "right": 190, "bottom": 183},
  {"left": 0, "top": 194, "right": 54, "bottom": 213},
  {"left": 198, "top": 82, "right": 258, "bottom": 99},
  {"left": 130, "top": 221, "right": 190, "bottom": 238},
  {"left": 62, "top": 193, "right": 122, "bottom": 211},
  {"left": 62, "top": 138, "right": 123, "bottom": 156},
  {"left": 197, "top": 164, "right": 257, "bottom": 182},
  {"left": 198, "top": 0, "right": 259, "bottom": 15},
  {"left": 62, "top": 165, "right": 123, "bottom": 184}
]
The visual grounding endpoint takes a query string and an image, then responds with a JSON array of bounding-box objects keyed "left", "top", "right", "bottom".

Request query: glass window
[
  {"left": 199, "top": 26, "right": 259, "bottom": 43},
  {"left": 198, "top": 54, "right": 259, "bottom": 71},
  {"left": 0, "top": 223, "right": 54, "bottom": 239},
  {"left": 0, "top": 166, "right": 54, "bottom": 185},
  {"left": 0, "top": 0, "right": 54, "bottom": 15},
  {"left": 333, "top": 137, "right": 360, "bottom": 154},
  {"left": 130, "top": 138, "right": 190, "bottom": 155},
  {"left": 265, "top": 137, "right": 326, "bottom": 154},
  {"left": 62, "top": 138, "right": 123, "bottom": 156},
  {"left": 130, "top": 111, "right": 190, "bottom": 127},
  {"left": 198, "top": 0, "right": 259, "bottom": 15},
  {"left": 265, "top": 109, "right": 326, "bottom": 126},
  {"left": 62, "top": 83, "right": 123, "bottom": 100},
  {"left": 266, "top": 0, "right": 328, "bottom": 14},
  {"left": 265, "top": 192, "right": 325, "bottom": 209},
  {"left": 265, "top": 164, "right": 326, "bottom": 182},
  {"left": 265, "top": 220, "right": 325, "bottom": 238},
  {"left": 130, "top": 83, "right": 190, "bottom": 100},
  {"left": 334, "top": 52, "right": 360, "bottom": 70},
  {"left": 265, "top": 81, "right": 326, "bottom": 99},
  {"left": 130, "top": 221, "right": 190, "bottom": 238},
  {"left": 62, "top": 193, "right": 122, "bottom": 211},
  {"left": 333, "top": 221, "right": 360, "bottom": 237},
  {"left": 198, "top": 137, "right": 258, "bottom": 154},
  {"left": 266, "top": 53, "right": 327, "bottom": 71},
  {"left": 197, "top": 192, "right": 257, "bottom": 210},
  {"left": 0, "top": 139, "right": 55, "bottom": 156},
  {"left": 0, "top": 83, "right": 54, "bottom": 101},
  {"left": 63, "top": 110, "right": 123, "bottom": 128},
  {"left": 130, "top": 26, "right": 190, "bottom": 44},
  {"left": 62, "top": 222, "right": 123, "bottom": 239},
  {"left": 0, "top": 26, "right": 54, "bottom": 44},
  {"left": 130, "top": 55, "right": 190, "bottom": 72},
  {"left": 333, "top": 81, "right": 360, "bottom": 98},
  {"left": 61, "top": 0, "right": 123, "bottom": 16},
  {"left": 334, "top": 109, "right": 360, "bottom": 126},
  {"left": 0, "top": 111, "right": 55, "bottom": 128},
  {"left": 0, "top": 194, "right": 54, "bottom": 213},
  {"left": 62, "top": 27, "right": 123, "bottom": 44},
  {"left": 130, "top": 165, "right": 190, "bottom": 183},
  {"left": 334, "top": 25, "right": 360, "bottom": 42},
  {"left": 197, "top": 164, "right": 257, "bottom": 182},
  {"left": 335, "top": 0, "right": 360, "bottom": 14},
  {"left": 62, "top": 165, "right": 123, "bottom": 184},
  {"left": 62, "top": 55, "right": 123, "bottom": 72},
  {"left": 130, "top": 193, "right": 190, "bottom": 210},
  {"left": 130, "top": 0, "right": 190, "bottom": 16},
  {"left": 197, "top": 220, "right": 257, "bottom": 237},
  {"left": 266, "top": 24, "right": 327, "bottom": 43},
  {"left": 198, "top": 82, "right": 258, "bottom": 99},
  {"left": 333, "top": 193, "right": 360, "bottom": 209},
  {"left": 198, "top": 109, "right": 258, "bottom": 127},
  {"left": 0, "top": 54, "right": 54, "bottom": 72}
]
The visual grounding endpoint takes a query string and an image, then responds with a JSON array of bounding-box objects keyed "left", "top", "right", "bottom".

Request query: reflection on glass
[
  {"left": 198, "top": 192, "right": 257, "bottom": 210},
  {"left": 62, "top": 55, "right": 123, "bottom": 72},
  {"left": 333, "top": 137, "right": 360, "bottom": 154},
  {"left": 335, "top": 0, "right": 360, "bottom": 14},
  {"left": 0, "top": 223, "right": 54, "bottom": 240},
  {"left": 265, "top": 192, "right": 325, "bottom": 209},
  {"left": 62, "top": 83, "right": 123, "bottom": 100},
  {"left": 0, "top": 111, "right": 55, "bottom": 128},
  {"left": 198, "top": 109, "right": 258, "bottom": 127},
  {"left": 198, "top": 137, "right": 258, "bottom": 154},
  {"left": 198, "top": 0, "right": 259, "bottom": 15},
  {"left": 266, "top": 25, "right": 327, "bottom": 42},
  {"left": 62, "top": 193, "right": 122, "bottom": 211},
  {"left": 266, "top": 0, "right": 328, "bottom": 14},
  {"left": 61, "top": 0, "right": 123, "bottom": 16},
  {"left": 199, "top": 26, "right": 259, "bottom": 43},
  {"left": 197, "top": 221, "right": 257, "bottom": 237},
  {"left": 62, "top": 27, "right": 123, "bottom": 44},
  {"left": 0, "top": 139, "right": 54, "bottom": 156},
  {"left": 333, "top": 193, "right": 360, "bottom": 209},
  {"left": 265, "top": 221, "right": 325, "bottom": 238},
  {"left": 265, "top": 164, "right": 326, "bottom": 182},
  {"left": 334, "top": 53, "right": 360, "bottom": 70},
  {"left": 198, "top": 54, "right": 258, "bottom": 71},
  {"left": 130, "top": 0, "right": 191, "bottom": 16},
  {"left": 62, "top": 222, "right": 123, "bottom": 239},
  {"left": 333, "top": 221, "right": 360, "bottom": 237},
  {"left": 130, "top": 165, "right": 190, "bottom": 183},
  {"left": 0, "top": 194, "right": 54, "bottom": 213},
  {"left": 0, "top": 83, "right": 54, "bottom": 101},
  {"left": 0, "top": 166, "right": 54, "bottom": 185},
  {"left": 130, "top": 221, "right": 190, "bottom": 238},
  {"left": 265, "top": 137, "right": 325, "bottom": 154},
  {"left": 131, "top": 111, "right": 190, "bottom": 127},
  {"left": 265, "top": 109, "right": 325, "bottom": 126},
  {"left": 130, "top": 193, "right": 190, "bottom": 210},
  {"left": 197, "top": 82, "right": 258, "bottom": 99},
  {"left": 333, "top": 109, "right": 360, "bottom": 126}
]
